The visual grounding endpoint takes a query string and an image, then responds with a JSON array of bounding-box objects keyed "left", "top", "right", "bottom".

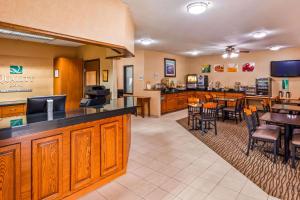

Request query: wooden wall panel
[
  {"left": 32, "top": 135, "right": 63, "bottom": 200},
  {"left": 100, "top": 121, "right": 122, "bottom": 177},
  {"left": 0, "top": 144, "right": 21, "bottom": 200},
  {"left": 54, "top": 57, "right": 83, "bottom": 111},
  {"left": 70, "top": 127, "right": 96, "bottom": 190}
]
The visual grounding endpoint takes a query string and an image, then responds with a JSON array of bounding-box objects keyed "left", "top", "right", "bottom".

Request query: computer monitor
[{"left": 26, "top": 95, "right": 66, "bottom": 115}]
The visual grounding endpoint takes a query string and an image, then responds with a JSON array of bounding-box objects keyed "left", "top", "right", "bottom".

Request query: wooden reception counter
[{"left": 0, "top": 97, "right": 136, "bottom": 200}]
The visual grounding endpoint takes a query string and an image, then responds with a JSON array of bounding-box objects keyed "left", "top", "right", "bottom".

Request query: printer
[{"left": 80, "top": 85, "right": 110, "bottom": 107}]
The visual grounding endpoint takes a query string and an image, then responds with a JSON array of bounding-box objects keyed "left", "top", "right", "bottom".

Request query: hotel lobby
[{"left": 0, "top": 0, "right": 300, "bottom": 200}]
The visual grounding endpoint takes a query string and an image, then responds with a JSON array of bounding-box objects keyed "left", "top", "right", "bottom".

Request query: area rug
[{"left": 177, "top": 117, "right": 300, "bottom": 200}]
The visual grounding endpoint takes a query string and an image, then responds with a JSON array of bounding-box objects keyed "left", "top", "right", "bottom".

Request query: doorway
[
  {"left": 124, "top": 65, "right": 133, "bottom": 94},
  {"left": 84, "top": 59, "right": 100, "bottom": 87}
]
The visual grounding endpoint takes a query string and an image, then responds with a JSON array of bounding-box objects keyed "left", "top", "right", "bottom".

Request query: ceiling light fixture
[
  {"left": 138, "top": 38, "right": 154, "bottom": 46},
  {"left": 187, "top": 1, "right": 212, "bottom": 15},
  {"left": 270, "top": 46, "right": 282, "bottom": 51},
  {"left": 188, "top": 50, "right": 201, "bottom": 56},
  {"left": 0, "top": 28, "right": 54, "bottom": 41},
  {"left": 222, "top": 52, "right": 239, "bottom": 59},
  {"left": 252, "top": 31, "right": 267, "bottom": 39}
]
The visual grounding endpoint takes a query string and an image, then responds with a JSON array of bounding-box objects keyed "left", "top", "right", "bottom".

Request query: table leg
[
  {"left": 141, "top": 101, "right": 145, "bottom": 118},
  {"left": 284, "top": 124, "right": 291, "bottom": 163},
  {"left": 148, "top": 100, "right": 150, "bottom": 117}
]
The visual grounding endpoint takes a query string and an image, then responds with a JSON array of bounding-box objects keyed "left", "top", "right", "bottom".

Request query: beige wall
[
  {"left": 77, "top": 45, "right": 114, "bottom": 94},
  {"left": 0, "top": 38, "right": 77, "bottom": 101},
  {"left": 116, "top": 49, "right": 189, "bottom": 117},
  {"left": 0, "top": 0, "right": 135, "bottom": 53},
  {"left": 189, "top": 48, "right": 300, "bottom": 98},
  {"left": 144, "top": 50, "right": 189, "bottom": 85}
]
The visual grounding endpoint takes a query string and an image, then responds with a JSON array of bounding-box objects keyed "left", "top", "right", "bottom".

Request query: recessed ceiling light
[
  {"left": 138, "top": 38, "right": 154, "bottom": 46},
  {"left": 252, "top": 31, "right": 267, "bottom": 39},
  {"left": 270, "top": 46, "right": 282, "bottom": 51},
  {"left": 187, "top": 1, "right": 212, "bottom": 15},
  {"left": 0, "top": 28, "right": 54, "bottom": 40}
]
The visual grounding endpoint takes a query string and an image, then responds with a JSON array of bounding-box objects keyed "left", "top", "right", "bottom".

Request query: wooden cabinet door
[
  {"left": 70, "top": 127, "right": 96, "bottom": 190},
  {"left": 100, "top": 121, "right": 122, "bottom": 177},
  {"left": 32, "top": 135, "right": 63, "bottom": 200},
  {"left": 0, "top": 144, "right": 21, "bottom": 200}
]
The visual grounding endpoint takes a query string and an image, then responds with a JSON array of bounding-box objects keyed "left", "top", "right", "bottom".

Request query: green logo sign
[
  {"left": 10, "top": 119, "right": 23, "bottom": 127},
  {"left": 10, "top": 65, "right": 23, "bottom": 74}
]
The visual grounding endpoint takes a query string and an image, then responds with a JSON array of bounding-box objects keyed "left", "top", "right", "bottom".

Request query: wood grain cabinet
[
  {"left": 70, "top": 127, "right": 98, "bottom": 190},
  {"left": 0, "top": 144, "right": 21, "bottom": 200},
  {"left": 100, "top": 121, "right": 122, "bottom": 177},
  {"left": 0, "top": 114, "right": 131, "bottom": 200},
  {"left": 32, "top": 135, "right": 64, "bottom": 200}
]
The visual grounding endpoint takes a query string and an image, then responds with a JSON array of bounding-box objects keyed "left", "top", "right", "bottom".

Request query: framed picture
[
  {"left": 164, "top": 58, "right": 176, "bottom": 77},
  {"left": 102, "top": 70, "right": 109, "bottom": 82},
  {"left": 201, "top": 64, "right": 211, "bottom": 73},
  {"left": 227, "top": 63, "right": 238, "bottom": 72},
  {"left": 213, "top": 64, "right": 224, "bottom": 72},
  {"left": 242, "top": 62, "right": 255, "bottom": 72}
]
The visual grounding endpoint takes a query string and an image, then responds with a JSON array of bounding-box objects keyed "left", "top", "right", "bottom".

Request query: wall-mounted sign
[
  {"left": 0, "top": 65, "right": 34, "bottom": 93},
  {"left": 10, "top": 65, "right": 23, "bottom": 74},
  {"left": 282, "top": 79, "right": 289, "bottom": 90},
  {"left": 10, "top": 119, "right": 24, "bottom": 127}
]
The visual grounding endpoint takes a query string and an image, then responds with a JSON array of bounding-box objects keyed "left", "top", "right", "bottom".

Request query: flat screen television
[{"left": 271, "top": 60, "right": 300, "bottom": 77}]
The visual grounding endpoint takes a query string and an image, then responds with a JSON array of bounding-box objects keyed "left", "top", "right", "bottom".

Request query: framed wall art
[{"left": 164, "top": 58, "right": 176, "bottom": 77}]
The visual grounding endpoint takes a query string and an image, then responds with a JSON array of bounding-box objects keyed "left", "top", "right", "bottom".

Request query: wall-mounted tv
[{"left": 271, "top": 60, "right": 300, "bottom": 77}]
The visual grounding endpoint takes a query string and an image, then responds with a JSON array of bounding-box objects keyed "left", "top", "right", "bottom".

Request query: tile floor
[{"left": 79, "top": 110, "right": 280, "bottom": 200}]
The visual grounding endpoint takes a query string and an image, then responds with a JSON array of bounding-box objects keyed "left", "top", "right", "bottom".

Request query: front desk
[{"left": 0, "top": 97, "right": 136, "bottom": 200}]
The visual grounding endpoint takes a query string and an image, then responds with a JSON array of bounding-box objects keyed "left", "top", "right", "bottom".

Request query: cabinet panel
[
  {"left": 100, "top": 121, "right": 122, "bottom": 177},
  {"left": 0, "top": 144, "right": 21, "bottom": 200},
  {"left": 70, "top": 127, "right": 95, "bottom": 190},
  {"left": 32, "top": 135, "right": 63, "bottom": 200}
]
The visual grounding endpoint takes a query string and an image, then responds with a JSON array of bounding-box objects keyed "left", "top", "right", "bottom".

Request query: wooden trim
[{"left": 0, "top": 21, "right": 134, "bottom": 58}]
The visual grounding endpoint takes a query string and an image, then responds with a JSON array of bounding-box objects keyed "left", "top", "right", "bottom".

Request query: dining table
[
  {"left": 272, "top": 104, "right": 300, "bottom": 113},
  {"left": 214, "top": 97, "right": 237, "bottom": 107},
  {"left": 280, "top": 99, "right": 300, "bottom": 106},
  {"left": 260, "top": 112, "right": 300, "bottom": 163}
]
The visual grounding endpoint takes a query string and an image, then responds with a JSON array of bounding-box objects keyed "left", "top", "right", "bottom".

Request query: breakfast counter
[{"left": 0, "top": 97, "right": 136, "bottom": 200}]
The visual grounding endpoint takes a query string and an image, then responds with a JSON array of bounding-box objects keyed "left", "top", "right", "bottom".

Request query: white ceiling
[{"left": 123, "top": 0, "right": 300, "bottom": 56}]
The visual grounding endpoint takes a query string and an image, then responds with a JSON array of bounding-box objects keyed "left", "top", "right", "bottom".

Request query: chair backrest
[
  {"left": 188, "top": 97, "right": 200, "bottom": 104},
  {"left": 201, "top": 102, "right": 218, "bottom": 120},
  {"left": 243, "top": 108, "right": 255, "bottom": 134},
  {"left": 249, "top": 105, "right": 260, "bottom": 127},
  {"left": 261, "top": 98, "right": 271, "bottom": 112},
  {"left": 205, "top": 95, "right": 212, "bottom": 102}
]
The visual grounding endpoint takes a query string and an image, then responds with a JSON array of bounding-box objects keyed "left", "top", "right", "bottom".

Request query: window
[{"left": 124, "top": 65, "right": 133, "bottom": 94}]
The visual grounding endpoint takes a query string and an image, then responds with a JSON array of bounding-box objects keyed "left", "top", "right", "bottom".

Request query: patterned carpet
[{"left": 177, "top": 117, "right": 300, "bottom": 200}]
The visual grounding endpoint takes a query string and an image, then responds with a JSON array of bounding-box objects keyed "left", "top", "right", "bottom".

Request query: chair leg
[
  {"left": 292, "top": 145, "right": 296, "bottom": 168},
  {"left": 273, "top": 141, "right": 277, "bottom": 163},
  {"left": 235, "top": 112, "right": 238, "bottom": 124},
  {"left": 188, "top": 115, "right": 190, "bottom": 126},
  {"left": 246, "top": 137, "right": 251, "bottom": 156},
  {"left": 214, "top": 120, "right": 217, "bottom": 135}
]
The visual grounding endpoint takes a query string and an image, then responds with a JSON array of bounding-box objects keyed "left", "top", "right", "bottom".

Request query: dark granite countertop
[
  {"left": 0, "top": 100, "right": 27, "bottom": 107},
  {"left": 161, "top": 89, "right": 246, "bottom": 94},
  {"left": 0, "top": 97, "right": 137, "bottom": 140}
]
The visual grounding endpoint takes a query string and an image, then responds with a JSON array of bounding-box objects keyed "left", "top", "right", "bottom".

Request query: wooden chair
[
  {"left": 187, "top": 98, "right": 201, "bottom": 129},
  {"left": 261, "top": 99, "right": 271, "bottom": 112},
  {"left": 195, "top": 102, "right": 218, "bottom": 135},
  {"left": 243, "top": 108, "right": 281, "bottom": 163},
  {"left": 222, "top": 98, "right": 243, "bottom": 123},
  {"left": 291, "top": 129, "right": 300, "bottom": 168},
  {"left": 205, "top": 94, "right": 212, "bottom": 102}
]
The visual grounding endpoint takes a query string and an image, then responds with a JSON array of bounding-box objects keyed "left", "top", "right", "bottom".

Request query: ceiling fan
[{"left": 222, "top": 45, "right": 250, "bottom": 59}]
